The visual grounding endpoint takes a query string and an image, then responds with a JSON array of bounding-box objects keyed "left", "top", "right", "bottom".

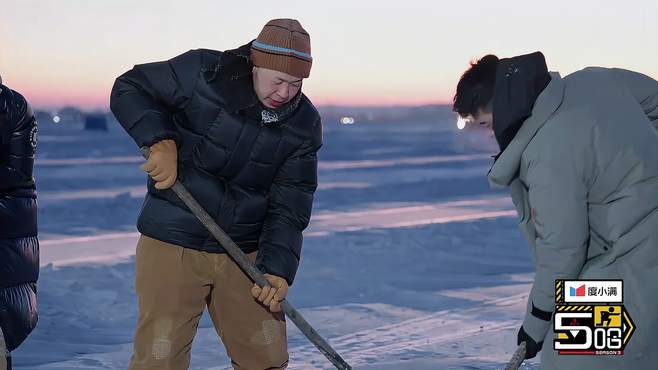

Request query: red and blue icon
[{"left": 570, "top": 284, "right": 586, "bottom": 297}]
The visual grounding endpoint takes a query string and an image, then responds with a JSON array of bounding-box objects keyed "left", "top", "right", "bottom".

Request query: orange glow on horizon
[
  {"left": 2, "top": 0, "right": 655, "bottom": 111},
  {"left": 16, "top": 88, "right": 111, "bottom": 111},
  {"left": 16, "top": 87, "right": 452, "bottom": 111}
]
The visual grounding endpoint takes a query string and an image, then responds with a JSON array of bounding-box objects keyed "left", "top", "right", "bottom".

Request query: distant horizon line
[{"left": 32, "top": 102, "right": 455, "bottom": 113}]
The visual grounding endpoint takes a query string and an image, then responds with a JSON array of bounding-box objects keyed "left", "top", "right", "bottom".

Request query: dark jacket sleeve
[
  {"left": 110, "top": 50, "right": 202, "bottom": 148},
  {"left": 0, "top": 88, "right": 37, "bottom": 191},
  {"left": 256, "top": 118, "right": 322, "bottom": 285}
]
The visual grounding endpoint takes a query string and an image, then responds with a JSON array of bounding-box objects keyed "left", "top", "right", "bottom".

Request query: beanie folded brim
[{"left": 251, "top": 47, "right": 311, "bottom": 79}]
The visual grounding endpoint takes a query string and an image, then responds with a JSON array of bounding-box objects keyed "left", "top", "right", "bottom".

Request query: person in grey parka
[{"left": 453, "top": 52, "right": 658, "bottom": 370}]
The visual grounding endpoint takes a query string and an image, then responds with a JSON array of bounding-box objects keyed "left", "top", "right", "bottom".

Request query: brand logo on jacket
[
  {"left": 261, "top": 110, "right": 279, "bottom": 125},
  {"left": 554, "top": 279, "right": 635, "bottom": 356},
  {"left": 29, "top": 125, "right": 39, "bottom": 149}
]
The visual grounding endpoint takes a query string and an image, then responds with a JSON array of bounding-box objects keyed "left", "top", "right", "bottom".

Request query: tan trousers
[
  {"left": 0, "top": 326, "right": 7, "bottom": 370},
  {"left": 129, "top": 235, "right": 288, "bottom": 370}
]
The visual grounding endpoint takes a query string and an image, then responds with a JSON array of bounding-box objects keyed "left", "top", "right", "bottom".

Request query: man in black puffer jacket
[
  {"left": 0, "top": 74, "right": 39, "bottom": 370},
  {"left": 111, "top": 19, "right": 321, "bottom": 370}
]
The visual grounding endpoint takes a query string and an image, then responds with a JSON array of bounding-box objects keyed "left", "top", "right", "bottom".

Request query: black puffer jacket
[
  {"left": 0, "top": 84, "right": 39, "bottom": 352},
  {"left": 110, "top": 43, "right": 322, "bottom": 285}
]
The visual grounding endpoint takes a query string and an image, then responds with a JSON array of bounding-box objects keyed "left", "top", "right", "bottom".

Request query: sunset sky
[{"left": 1, "top": 0, "right": 656, "bottom": 110}]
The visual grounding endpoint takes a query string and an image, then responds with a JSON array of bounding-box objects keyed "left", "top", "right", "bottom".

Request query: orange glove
[
  {"left": 251, "top": 274, "right": 289, "bottom": 313},
  {"left": 140, "top": 139, "right": 177, "bottom": 189}
]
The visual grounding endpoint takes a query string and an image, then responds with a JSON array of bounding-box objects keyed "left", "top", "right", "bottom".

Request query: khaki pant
[
  {"left": 0, "top": 325, "right": 7, "bottom": 370},
  {"left": 129, "top": 235, "right": 288, "bottom": 370}
]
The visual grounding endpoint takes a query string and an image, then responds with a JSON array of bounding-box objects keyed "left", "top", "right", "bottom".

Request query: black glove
[{"left": 517, "top": 326, "right": 543, "bottom": 359}]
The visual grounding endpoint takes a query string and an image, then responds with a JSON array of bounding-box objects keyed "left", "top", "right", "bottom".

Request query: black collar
[
  {"left": 205, "top": 41, "right": 260, "bottom": 113},
  {"left": 0, "top": 84, "right": 11, "bottom": 114},
  {"left": 492, "top": 51, "right": 551, "bottom": 154},
  {"left": 208, "top": 42, "right": 304, "bottom": 124}
]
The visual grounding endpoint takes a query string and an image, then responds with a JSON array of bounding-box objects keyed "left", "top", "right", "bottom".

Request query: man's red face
[{"left": 253, "top": 67, "right": 303, "bottom": 109}]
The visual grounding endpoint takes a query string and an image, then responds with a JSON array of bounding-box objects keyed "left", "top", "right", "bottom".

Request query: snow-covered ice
[{"left": 13, "top": 118, "right": 540, "bottom": 369}]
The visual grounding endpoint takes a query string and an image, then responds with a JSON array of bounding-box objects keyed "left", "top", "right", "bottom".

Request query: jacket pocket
[
  {"left": 229, "top": 222, "right": 262, "bottom": 242},
  {"left": 589, "top": 226, "right": 613, "bottom": 253}
]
